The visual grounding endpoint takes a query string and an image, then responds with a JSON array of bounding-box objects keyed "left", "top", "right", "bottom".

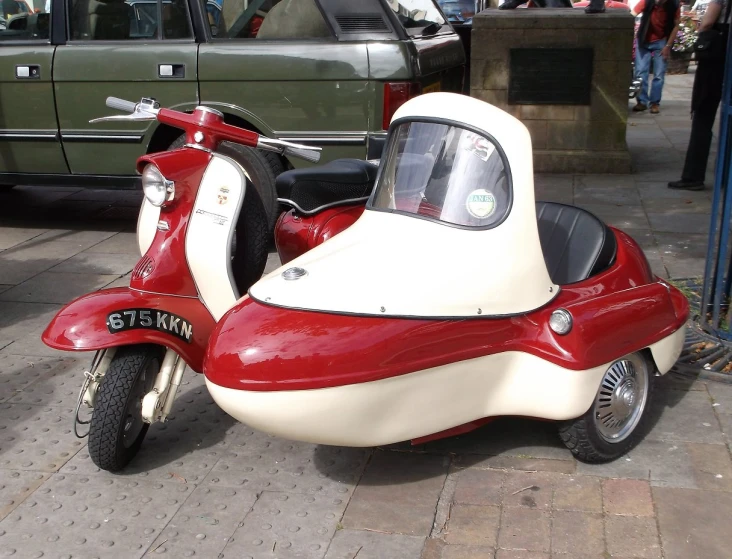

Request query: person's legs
[
  {"left": 680, "top": 106, "right": 718, "bottom": 182},
  {"left": 635, "top": 43, "right": 652, "bottom": 108},
  {"left": 669, "top": 57, "right": 725, "bottom": 189},
  {"left": 649, "top": 39, "right": 667, "bottom": 106}
]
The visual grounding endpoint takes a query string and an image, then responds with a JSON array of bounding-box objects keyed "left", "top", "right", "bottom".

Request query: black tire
[
  {"left": 87, "top": 345, "right": 164, "bottom": 472},
  {"left": 558, "top": 352, "right": 654, "bottom": 463},
  {"left": 232, "top": 184, "right": 270, "bottom": 295},
  {"left": 0, "top": 185, "right": 15, "bottom": 191},
  {"left": 169, "top": 135, "right": 283, "bottom": 230}
]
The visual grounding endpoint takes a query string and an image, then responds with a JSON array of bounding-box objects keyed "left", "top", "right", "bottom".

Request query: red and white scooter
[{"left": 42, "top": 97, "right": 320, "bottom": 472}]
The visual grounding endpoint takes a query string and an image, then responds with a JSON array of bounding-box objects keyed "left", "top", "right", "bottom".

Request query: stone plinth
[{"left": 471, "top": 8, "right": 633, "bottom": 174}]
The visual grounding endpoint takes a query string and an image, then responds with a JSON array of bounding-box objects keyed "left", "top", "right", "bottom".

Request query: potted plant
[{"left": 669, "top": 15, "right": 697, "bottom": 74}]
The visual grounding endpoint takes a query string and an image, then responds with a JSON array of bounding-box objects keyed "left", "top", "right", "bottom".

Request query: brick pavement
[{"left": 0, "top": 73, "right": 729, "bottom": 558}]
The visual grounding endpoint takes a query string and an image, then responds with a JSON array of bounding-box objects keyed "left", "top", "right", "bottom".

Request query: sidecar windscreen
[{"left": 370, "top": 121, "right": 511, "bottom": 229}]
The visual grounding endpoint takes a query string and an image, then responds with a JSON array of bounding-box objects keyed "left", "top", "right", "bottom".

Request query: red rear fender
[
  {"left": 42, "top": 288, "right": 215, "bottom": 373},
  {"left": 275, "top": 204, "right": 365, "bottom": 264}
]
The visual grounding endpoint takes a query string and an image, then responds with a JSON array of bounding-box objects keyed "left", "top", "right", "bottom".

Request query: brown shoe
[
  {"left": 650, "top": 104, "right": 660, "bottom": 114},
  {"left": 632, "top": 103, "right": 648, "bottom": 112}
]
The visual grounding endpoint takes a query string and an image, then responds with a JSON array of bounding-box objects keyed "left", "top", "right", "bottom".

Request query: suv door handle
[
  {"left": 16, "top": 65, "right": 40, "bottom": 79},
  {"left": 158, "top": 64, "right": 185, "bottom": 78}
]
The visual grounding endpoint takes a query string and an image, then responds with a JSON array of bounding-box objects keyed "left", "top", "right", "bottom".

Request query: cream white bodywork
[
  {"left": 185, "top": 154, "right": 247, "bottom": 322},
  {"left": 251, "top": 93, "right": 557, "bottom": 318},
  {"left": 206, "top": 326, "right": 686, "bottom": 447}
]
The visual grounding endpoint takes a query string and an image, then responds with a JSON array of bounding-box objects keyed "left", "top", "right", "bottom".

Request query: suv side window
[
  {"left": 68, "top": 0, "right": 192, "bottom": 40},
  {"left": 206, "top": 0, "right": 331, "bottom": 39},
  {"left": 0, "top": 0, "right": 51, "bottom": 41}
]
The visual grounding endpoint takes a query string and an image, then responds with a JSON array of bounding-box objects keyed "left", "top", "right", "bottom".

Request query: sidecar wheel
[
  {"left": 559, "top": 352, "right": 653, "bottom": 463},
  {"left": 87, "top": 345, "right": 163, "bottom": 472}
]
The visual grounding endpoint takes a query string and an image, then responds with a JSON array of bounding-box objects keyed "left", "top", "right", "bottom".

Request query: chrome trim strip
[
  {"left": 62, "top": 134, "right": 144, "bottom": 144},
  {"left": 0, "top": 132, "right": 58, "bottom": 141},
  {"left": 278, "top": 196, "right": 369, "bottom": 216}
]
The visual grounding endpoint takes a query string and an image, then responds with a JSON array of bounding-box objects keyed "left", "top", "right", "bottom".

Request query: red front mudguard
[{"left": 42, "top": 288, "right": 215, "bottom": 373}]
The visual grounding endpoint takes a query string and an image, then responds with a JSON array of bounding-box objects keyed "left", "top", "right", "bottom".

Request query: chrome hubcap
[{"left": 593, "top": 355, "right": 649, "bottom": 443}]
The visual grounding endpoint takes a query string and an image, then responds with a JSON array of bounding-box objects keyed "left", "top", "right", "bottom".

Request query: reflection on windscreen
[
  {"left": 372, "top": 122, "right": 511, "bottom": 229},
  {"left": 385, "top": 0, "right": 445, "bottom": 29}
]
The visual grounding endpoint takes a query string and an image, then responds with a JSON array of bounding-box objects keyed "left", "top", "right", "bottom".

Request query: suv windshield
[
  {"left": 386, "top": 0, "right": 445, "bottom": 33},
  {"left": 371, "top": 121, "right": 512, "bottom": 229}
]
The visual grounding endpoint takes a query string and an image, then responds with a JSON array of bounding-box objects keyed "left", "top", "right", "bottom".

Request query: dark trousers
[{"left": 682, "top": 56, "right": 726, "bottom": 182}]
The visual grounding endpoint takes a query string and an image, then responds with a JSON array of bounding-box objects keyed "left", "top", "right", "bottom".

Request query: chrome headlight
[{"left": 141, "top": 164, "right": 174, "bottom": 207}]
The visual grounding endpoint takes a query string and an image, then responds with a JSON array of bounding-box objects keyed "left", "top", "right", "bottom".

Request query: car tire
[
  {"left": 558, "top": 351, "right": 654, "bottom": 463},
  {"left": 168, "top": 135, "right": 283, "bottom": 231}
]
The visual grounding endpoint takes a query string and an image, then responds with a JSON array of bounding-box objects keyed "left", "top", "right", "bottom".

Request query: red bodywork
[
  {"left": 42, "top": 288, "right": 215, "bottom": 372},
  {"left": 275, "top": 204, "right": 365, "bottom": 265},
  {"left": 207, "top": 214, "right": 688, "bottom": 442},
  {"left": 208, "top": 223, "right": 688, "bottom": 392},
  {"left": 41, "top": 106, "right": 255, "bottom": 369}
]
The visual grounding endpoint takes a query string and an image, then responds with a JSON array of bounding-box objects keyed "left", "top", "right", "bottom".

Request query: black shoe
[
  {"left": 668, "top": 179, "right": 705, "bottom": 191},
  {"left": 499, "top": 0, "right": 526, "bottom": 9}
]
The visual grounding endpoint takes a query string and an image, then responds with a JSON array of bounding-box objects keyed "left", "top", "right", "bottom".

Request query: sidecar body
[{"left": 203, "top": 93, "right": 688, "bottom": 461}]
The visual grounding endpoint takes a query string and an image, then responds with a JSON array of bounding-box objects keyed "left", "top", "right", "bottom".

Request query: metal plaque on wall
[{"left": 508, "top": 48, "right": 594, "bottom": 105}]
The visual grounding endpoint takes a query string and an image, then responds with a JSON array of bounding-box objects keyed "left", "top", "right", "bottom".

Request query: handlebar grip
[
  {"left": 106, "top": 97, "right": 137, "bottom": 113},
  {"left": 284, "top": 146, "right": 321, "bottom": 164}
]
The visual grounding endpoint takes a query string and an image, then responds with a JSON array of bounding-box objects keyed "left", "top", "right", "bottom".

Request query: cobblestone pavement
[{"left": 0, "top": 73, "right": 729, "bottom": 558}]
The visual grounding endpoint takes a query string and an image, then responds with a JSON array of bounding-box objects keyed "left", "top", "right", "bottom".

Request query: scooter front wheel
[
  {"left": 87, "top": 344, "right": 164, "bottom": 472},
  {"left": 558, "top": 351, "right": 654, "bottom": 463}
]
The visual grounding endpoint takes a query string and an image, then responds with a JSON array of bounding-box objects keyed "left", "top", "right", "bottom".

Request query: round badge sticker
[{"left": 466, "top": 189, "right": 497, "bottom": 219}]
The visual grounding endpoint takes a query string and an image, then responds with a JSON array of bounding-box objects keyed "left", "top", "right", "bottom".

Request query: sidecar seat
[
  {"left": 536, "top": 202, "right": 617, "bottom": 285},
  {"left": 276, "top": 159, "right": 379, "bottom": 214}
]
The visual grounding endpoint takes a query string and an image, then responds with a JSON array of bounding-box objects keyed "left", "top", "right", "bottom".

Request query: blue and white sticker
[{"left": 466, "top": 189, "right": 497, "bottom": 219}]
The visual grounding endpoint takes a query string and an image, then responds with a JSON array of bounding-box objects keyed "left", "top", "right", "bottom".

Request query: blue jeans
[{"left": 635, "top": 39, "right": 668, "bottom": 106}]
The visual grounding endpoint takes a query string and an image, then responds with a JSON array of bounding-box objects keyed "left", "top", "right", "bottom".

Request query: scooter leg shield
[{"left": 42, "top": 287, "right": 215, "bottom": 373}]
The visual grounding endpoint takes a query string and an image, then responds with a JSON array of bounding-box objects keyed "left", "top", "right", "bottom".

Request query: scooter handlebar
[
  {"left": 106, "top": 97, "right": 137, "bottom": 113},
  {"left": 284, "top": 146, "right": 321, "bottom": 164}
]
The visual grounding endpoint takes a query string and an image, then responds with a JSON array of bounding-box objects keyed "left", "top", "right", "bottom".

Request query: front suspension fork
[{"left": 74, "top": 346, "right": 185, "bottom": 438}]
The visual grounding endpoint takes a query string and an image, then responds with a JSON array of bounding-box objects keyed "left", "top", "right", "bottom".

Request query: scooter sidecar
[{"left": 203, "top": 93, "right": 689, "bottom": 462}]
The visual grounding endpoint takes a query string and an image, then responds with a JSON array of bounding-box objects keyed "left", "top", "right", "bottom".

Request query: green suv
[{"left": 0, "top": 0, "right": 464, "bottom": 226}]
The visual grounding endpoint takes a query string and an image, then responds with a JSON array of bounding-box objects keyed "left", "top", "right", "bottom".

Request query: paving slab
[
  {"left": 646, "top": 388, "right": 723, "bottom": 445},
  {"left": 497, "top": 507, "right": 551, "bottom": 553},
  {"left": 602, "top": 478, "right": 654, "bottom": 516},
  {"left": 0, "top": 403, "right": 85, "bottom": 472},
  {"left": 550, "top": 510, "right": 604, "bottom": 556},
  {"left": 342, "top": 451, "right": 449, "bottom": 536},
  {"left": 143, "top": 485, "right": 258, "bottom": 558},
  {"left": 0, "top": 226, "right": 47, "bottom": 250},
  {"left": 87, "top": 232, "right": 140, "bottom": 254},
  {"left": 0, "top": 473, "right": 190, "bottom": 558},
  {"left": 654, "top": 487, "right": 732, "bottom": 559},
  {"left": 604, "top": 515, "right": 662, "bottom": 559},
  {"left": 0, "top": 470, "right": 50, "bottom": 521},
  {"left": 50, "top": 251, "right": 140, "bottom": 275},
  {"left": 0, "top": 271, "right": 118, "bottom": 304},
  {"left": 324, "top": 529, "right": 425, "bottom": 559},
  {"left": 0, "top": 239, "right": 91, "bottom": 284},
  {"left": 220, "top": 491, "right": 348, "bottom": 559},
  {"left": 445, "top": 504, "right": 501, "bottom": 547},
  {"left": 205, "top": 436, "right": 368, "bottom": 497}
]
